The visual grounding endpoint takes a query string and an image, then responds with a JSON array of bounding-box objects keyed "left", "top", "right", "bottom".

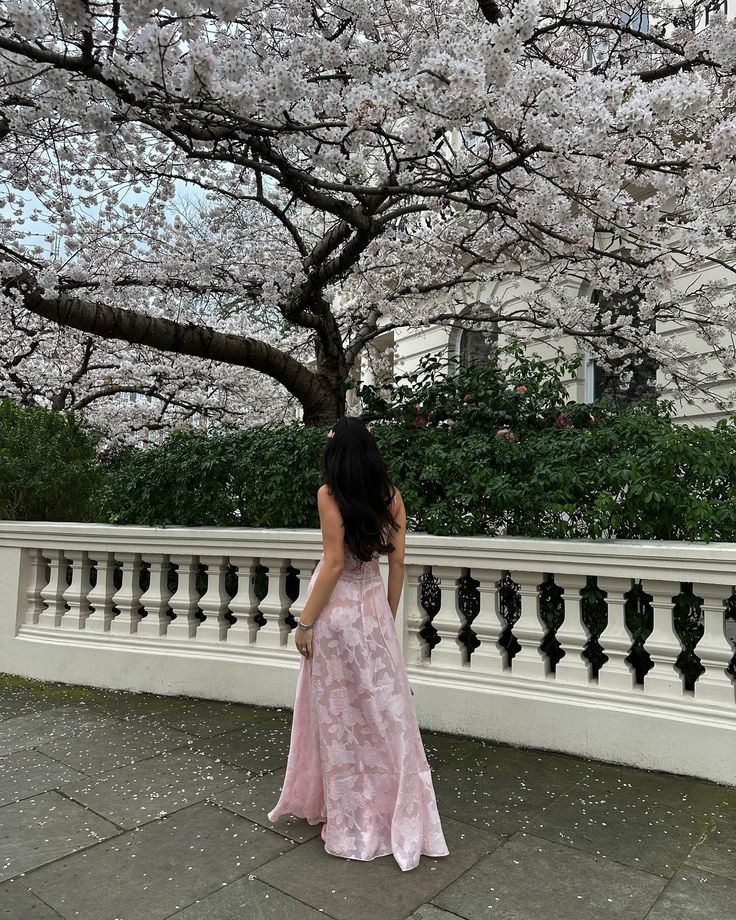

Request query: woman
[{"left": 267, "top": 417, "right": 449, "bottom": 872}]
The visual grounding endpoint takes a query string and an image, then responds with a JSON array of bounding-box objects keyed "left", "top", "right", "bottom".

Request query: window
[
  {"left": 582, "top": 3, "right": 650, "bottom": 68},
  {"left": 454, "top": 326, "right": 499, "bottom": 370},
  {"left": 619, "top": 1, "right": 650, "bottom": 30},
  {"left": 584, "top": 287, "right": 657, "bottom": 405},
  {"left": 705, "top": 0, "right": 728, "bottom": 24}
]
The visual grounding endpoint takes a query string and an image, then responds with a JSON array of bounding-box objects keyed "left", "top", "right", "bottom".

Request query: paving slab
[
  {"left": 73, "top": 690, "right": 194, "bottom": 722},
  {"left": 1, "top": 677, "right": 733, "bottom": 920},
  {"left": 211, "top": 767, "right": 321, "bottom": 842},
  {"left": 254, "top": 815, "right": 501, "bottom": 920},
  {"left": 26, "top": 802, "right": 297, "bottom": 920},
  {"left": 0, "top": 693, "right": 57, "bottom": 722},
  {"left": 84, "top": 692, "right": 283, "bottom": 738},
  {"left": 532, "top": 761, "right": 730, "bottom": 877},
  {"left": 432, "top": 745, "right": 587, "bottom": 835},
  {"left": 644, "top": 867, "right": 736, "bottom": 920},
  {"left": 432, "top": 832, "right": 666, "bottom": 920},
  {"left": 0, "top": 748, "right": 85, "bottom": 807},
  {"left": 0, "top": 675, "right": 121, "bottom": 721},
  {"left": 190, "top": 719, "right": 291, "bottom": 774},
  {"left": 145, "top": 701, "right": 286, "bottom": 738},
  {"left": 37, "top": 718, "right": 192, "bottom": 774},
  {"left": 60, "top": 749, "right": 252, "bottom": 828},
  {"left": 686, "top": 805, "right": 736, "bottom": 880},
  {"left": 0, "top": 879, "right": 64, "bottom": 919},
  {"left": 420, "top": 730, "right": 499, "bottom": 770},
  {"left": 0, "top": 791, "right": 119, "bottom": 882},
  {"left": 406, "top": 906, "right": 466, "bottom": 920},
  {"left": 0, "top": 706, "right": 116, "bottom": 758},
  {"left": 162, "top": 875, "right": 327, "bottom": 920}
]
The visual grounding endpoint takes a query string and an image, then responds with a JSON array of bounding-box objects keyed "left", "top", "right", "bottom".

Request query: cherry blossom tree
[{"left": 1, "top": 0, "right": 735, "bottom": 437}]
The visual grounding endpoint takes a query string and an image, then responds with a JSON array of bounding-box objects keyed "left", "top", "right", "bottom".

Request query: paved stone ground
[{"left": 0, "top": 675, "right": 734, "bottom": 920}]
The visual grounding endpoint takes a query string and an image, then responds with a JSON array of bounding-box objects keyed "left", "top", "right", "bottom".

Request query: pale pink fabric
[{"left": 267, "top": 550, "right": 450, "bottom": 871}]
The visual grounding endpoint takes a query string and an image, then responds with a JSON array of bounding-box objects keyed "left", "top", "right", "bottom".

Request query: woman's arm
[
  {"left": 387, "top": 489, "right": 407, "bottom": 621},
  {"left": 296, "top": 485, "right": 345, "bottom": 630}
]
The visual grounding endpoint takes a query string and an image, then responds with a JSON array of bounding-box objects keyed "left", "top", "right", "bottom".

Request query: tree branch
[{"left": 5, "top": 270, "right": 329, "bottom": 411}]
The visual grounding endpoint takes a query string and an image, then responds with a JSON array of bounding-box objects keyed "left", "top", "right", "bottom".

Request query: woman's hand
[{"left": 295, "top": 627, "right": 313, "bottom": 660}]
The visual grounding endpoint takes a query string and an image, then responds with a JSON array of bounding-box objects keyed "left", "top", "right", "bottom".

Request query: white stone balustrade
[
  {"left": 136, "top": 554, "right": 173, "bottom": 639},
  {"left": 644, "top": 579, "right": 685, "bottom": 699},
  {"left": 166, "top": 555, "right": 201, "bottom": 640},
  {"left": 430, "top": 565, "right": 467, "bottom": 669},
  {"left": 226, "top": 555, "right": 261, "bottom": 646},
  {"left": 37, "top": 548, "right": 67, "bottom": 628},
  {"left": 60, "top": 549, "right": 92, "bottom": 631},
  {"left": 508, "top": 571, "right": 548, "bottom": 680},
  {"left": 468, "top": 567, "right": 506, "bottom": 675},
  {"left": 109, "top": 552, "right": 143, "bottom": 635},
  {"left": 195, "top": 556, "right": 231, "bottom": 643},
  {"left": 403, "top": 564, "right": 429, "bottom": 664},
  {"left": 24, "top": 549, "right": 47, "bottom": 626},
  {"left": 85, "top": 552, "right": 117, "bottom": 633},
  {"left": 554, "top": 574, "right": 592, "bottom": 685},
  {"left": 596, "top": 576, "right": 637, "bottom": 693},
  {"left": 257, "top": 557, "right": 293, "bottom": 650},
  {"left": 0, "top": 522, "right": 734, "bottom": 784}
]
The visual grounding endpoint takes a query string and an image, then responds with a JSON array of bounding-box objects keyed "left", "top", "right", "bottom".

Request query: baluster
[
  {"left": 692, "top": 584, "right": 735, "bottom": 706},
  {"left": 286, "top": 561, "right": 318, "bottom": 649},
  {"left": 60, "top": 550, "right": 92, "bottom": 631},
  {"left": 429, "top": 565, "right": 466, "bottom": 669},
  {"left": 256, "top": 557, "right": 292, "bottom": 649},
  {"left": 109, "top": 552, "right": 143, "bottom": 635},
  {"left": 469, "top": 567, "right": 506, "bottom": 673},
  {"left": 24, "top": 549, "right": 48, "bottom": 625},
  {"left": 555, "top": 574, "right": 593, "bottom": 684},
  {"left": 85, "top": 553, "right": 118, "bottom": 632},
  {"left": 38, "top": 548, "right": 68, "bottom": 628},
  {"left": 194, "top": 555, "right": 232, "bottom": 642},
  {"left": 596, "top": 576, "right": 636, "bottom": 692},
  {"left": 136, "top": 554, "right": 173, "bottom": 639},
  {"left": 166, "top": 555, "right": 202, "bottom": 640},
  {"left": 509, "top": 572, "right": 547, "bottom": 679},
  {"left": 642, "top": 579, "right": 683, "bottom": 698},
  {"left": 226, "top": 556, "right": 261, "bottom": 646},
  {"left": 402, "top": 564, "right": 427, "bottom": 665}
]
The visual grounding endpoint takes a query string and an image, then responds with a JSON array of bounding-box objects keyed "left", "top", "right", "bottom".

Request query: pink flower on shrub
[
  {"left": 414, "top": 416, "right": 428, "bottom": 428},
  {"left": 516, "top": 385, "right": 528, "bottom": 395},
  {"left": 463, "top": 394, "right": 473, "bottom": 403},
  {"left": 555, "top": 413, "right": 573, "bottom": 429},
  {"left": 496, "top": 427, "right": 516, "bottom": 442}
]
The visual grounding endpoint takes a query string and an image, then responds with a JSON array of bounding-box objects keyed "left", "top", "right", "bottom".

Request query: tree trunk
[
  {"left": 303, "top": 335, "right": 349, "bottom": 426},
  {"left": 302, "top": 395, "right": 345, "bottom": 426}
]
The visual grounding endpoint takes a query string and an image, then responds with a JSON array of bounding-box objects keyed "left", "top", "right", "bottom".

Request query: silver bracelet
[{"left": 297, "top": 619, "right": 314, "bottom": 631}]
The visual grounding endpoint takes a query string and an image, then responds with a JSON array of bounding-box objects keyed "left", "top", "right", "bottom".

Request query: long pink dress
[{"left": 266, "top": 549, "right": 449, "bottom": 871}]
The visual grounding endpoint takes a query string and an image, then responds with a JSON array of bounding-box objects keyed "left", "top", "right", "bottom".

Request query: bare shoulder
[
  {"left": 389, "top": 486, "right": 406, "bottom": 524},
  {"left": 317, "top": 483, "right": 331, "bottom": 500},
  {"left": 317, "top": 484, "right": 340, "bottom": 512}
]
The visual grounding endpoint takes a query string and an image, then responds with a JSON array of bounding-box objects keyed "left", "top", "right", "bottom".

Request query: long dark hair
[{"left": 322, "top": 417, "right": 399, "bottom": 561}]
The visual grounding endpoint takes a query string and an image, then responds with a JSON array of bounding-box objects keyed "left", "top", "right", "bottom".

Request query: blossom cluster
[{"left": 0, "top": 0, "right": 735, "bottom": 438}]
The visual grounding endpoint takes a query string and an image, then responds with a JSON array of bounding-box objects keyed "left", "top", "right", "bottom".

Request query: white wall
[{"left": 385, "top": 268, "right": 736, "bottom": 426}]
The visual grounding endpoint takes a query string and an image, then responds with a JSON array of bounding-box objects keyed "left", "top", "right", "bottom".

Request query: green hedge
[
  {"left": 91, "top": 424, "right": 326, "bottom": 528},
  {"left": 4, "top": 348, "right": 736, "bottom": 542},
  {"left": 0, "top": 398, "right": 104, "bottom": 521}
]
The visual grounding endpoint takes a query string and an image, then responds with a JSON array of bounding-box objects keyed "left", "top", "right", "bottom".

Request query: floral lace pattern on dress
[{"left": 267, "top": 549, "right": 449, "bottom": 871}]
